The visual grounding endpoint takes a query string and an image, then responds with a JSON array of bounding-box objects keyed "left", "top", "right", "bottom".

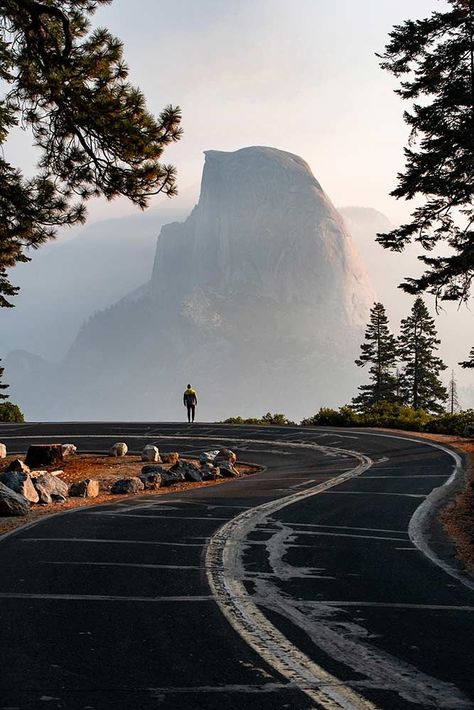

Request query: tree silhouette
[
  {"left": 352, "top": 302, "right": 399, "bottom": 411},
  {"left": 0, "top": 1, "right": 182, "bottom": 307},
  {"left": 378, "top": 0, "right": 474, "bottom": 366},
  {"left": 398, "top": 298, "right": 448, "bottom": 413}
]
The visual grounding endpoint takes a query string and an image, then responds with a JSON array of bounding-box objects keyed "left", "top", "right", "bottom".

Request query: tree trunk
[{"left": 25, "top": 444, "right": 63, "bottom": 469}]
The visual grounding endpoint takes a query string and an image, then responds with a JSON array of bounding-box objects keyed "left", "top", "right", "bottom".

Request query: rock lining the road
[
  {"left": 0, "top": 482, "right": 30, "bottom": 516},
  {"left": 0, "top": 444, "right": 258, "bottom": 533},
  {"left": 0, "top": 470, "right": 39, "bottom": 504}
]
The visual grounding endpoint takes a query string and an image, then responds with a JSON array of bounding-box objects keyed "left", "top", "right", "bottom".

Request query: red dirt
[{"left": 0, "top": 454, "right": 257, "bottom": 537}]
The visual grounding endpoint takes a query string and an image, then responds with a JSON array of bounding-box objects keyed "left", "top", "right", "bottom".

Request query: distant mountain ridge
[
  {"left": 2, "top": 207, "right": 188, "bottom": 360},
  {"left": 6, "top": 146, "right": 376, "bottom": 420}
]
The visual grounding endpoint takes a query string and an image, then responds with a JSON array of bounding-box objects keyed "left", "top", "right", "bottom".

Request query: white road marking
[
  {"left": 206, "top": 446, "right": 379, "bottom": 710},
  {"left": 290, "top": 479, "right": 317, "bottom": 489},
  {"left": 86, "top": 513, "right": 231, "bottom": 521},
  {"left": 325, "top": 491, "right": 426, "bottom": 498},
  {"left": 284, "top": 531, "right": 407, "bottom": 542},
  {"left": 22, "top": 537, "right": 204, "bottom": 547},
  {"left": 0, "top": 592, "right": 212, "bottom": 602},
  {"left": 41, "top": 561, "right": 201, "bottom": 570},
  {"left": 281, "top": 523, "right": 407, "bottom": 535},
  {"left": 362, "top": 475, "right": 448, "bottom": 479},
  {"left": 306, "top": 601, "right": 474, "bottom": 612}
]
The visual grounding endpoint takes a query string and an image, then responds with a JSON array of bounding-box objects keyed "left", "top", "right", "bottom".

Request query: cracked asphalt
[{"left": 0, "top": 422, "right": 473, "bottom": 710}]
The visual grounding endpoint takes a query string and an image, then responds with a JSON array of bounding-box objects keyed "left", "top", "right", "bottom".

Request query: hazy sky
[
  {"left": 7, "top": 0, "right": 444, "bottom": 223},
  {"left": 3, "top": 0, "right": 473, "bottom": 408},
  {"left": 91, "top": 0, "right": 444, "bottom": 222}
]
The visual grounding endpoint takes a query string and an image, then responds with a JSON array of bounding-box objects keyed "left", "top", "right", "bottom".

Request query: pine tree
[
  {"left": 0, "top": 1, "right": 182, "bottom": 307},
  {"left": 449, "top": 370, "right": 461, "bottom": 413},
  {"left": 377, "top": 1, "right": 474, "bottom": 305},
  {"left": 0, "top": 358, "right": 9, "bottom": 401},
  {"left": 352, "top": 302, "right": 399, "bottom": 411},
  {"left": 377, "top": 1, "right": 474, "bottom": 367},
  {"left": 459, "top": 346, "right": 474, "bottom": 368},
  {"left": 398, "top": 297, "right": 448, "bottom": 413}
]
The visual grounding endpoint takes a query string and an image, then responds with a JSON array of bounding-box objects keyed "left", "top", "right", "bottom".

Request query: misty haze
[{"left": 1, "top": 3, "right": 474, "bottom": 709}]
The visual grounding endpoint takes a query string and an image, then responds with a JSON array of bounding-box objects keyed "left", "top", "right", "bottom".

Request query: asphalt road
[{"left": 0, "top": 422, "right": 473, "bottom": 710}]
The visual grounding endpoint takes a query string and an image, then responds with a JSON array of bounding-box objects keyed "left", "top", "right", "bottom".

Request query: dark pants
[{"left": 187, "top": 404, "right": 196, "bottom": 422}]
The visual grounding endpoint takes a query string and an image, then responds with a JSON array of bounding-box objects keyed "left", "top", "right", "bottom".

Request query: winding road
[{"left": 0, "top": 422, "right": 473, "bottom": 710}]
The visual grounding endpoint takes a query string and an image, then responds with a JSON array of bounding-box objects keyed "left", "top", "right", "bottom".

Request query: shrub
[
  {"left": 222, "top": 412, "right": 296, "bottom": 426},
  {"left": 359, "top": 401, "right": 432, "bottom": 431},
  {"left": 261, "top": 412, "right": 296, "bottom": 426},
  {"left": 0, "top": 402, "right": 24, "bottom": 422},
  {"left": 423, "top": 410, "right": 474, "bottom": 437},
  {"left": 301, "top": 406, "right": 359, "bottom": 427}
]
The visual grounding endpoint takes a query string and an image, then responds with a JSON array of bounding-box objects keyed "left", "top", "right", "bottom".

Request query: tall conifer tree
[
  {"left": 0, "top": 358, "right": 9, "bottom": 401},
  {"left": 377, "top": 1, "right": 474, "bottom": 365},
  {"left": 352, "top": 302, "right": 398, "bottom": 411},
  {"left": 398, "top": 297, "right": 448, "bottom": 413}
]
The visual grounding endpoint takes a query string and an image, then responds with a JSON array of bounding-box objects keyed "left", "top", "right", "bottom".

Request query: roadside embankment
[{"left": 381, "top": 429, "right": 474, "bottom": 574}]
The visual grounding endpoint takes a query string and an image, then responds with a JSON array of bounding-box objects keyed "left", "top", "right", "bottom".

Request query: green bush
[
  {"left": 301, "top": 406, "right": 359, "bottom": 427},
  {"left": 359, "top": 401, "right": 432, "bottom": 431},
  {"left": 261, "top": 412, "right": 296, "bottom": 426},
  {"left": 423, "top": 410, "right": 474, "bottom": 437},
  {"left": 222, "top": 412, "right": 296, "bottom": 426},
  {"left": 302, "top": 401, "right": 474, "bottom": 437},
  {"left": 0, "top": 402, "right": 24, "bottom": 422}
]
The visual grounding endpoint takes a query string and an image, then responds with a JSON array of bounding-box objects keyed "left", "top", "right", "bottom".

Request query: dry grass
[{"left": 0, "top": 454, "right": 257, "bottom": 537}]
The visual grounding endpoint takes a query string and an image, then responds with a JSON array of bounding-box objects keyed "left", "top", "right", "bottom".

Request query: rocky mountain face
[{"left": 7, "top": 147, "right": 375, "bottom": 421}]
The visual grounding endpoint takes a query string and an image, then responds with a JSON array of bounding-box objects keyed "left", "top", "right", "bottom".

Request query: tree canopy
[
  {"left": 377, "top": 0, "right": 473, "bottom": 305},
  {"left": 0, "top": 0, "right": 182, "bottom": 307}
]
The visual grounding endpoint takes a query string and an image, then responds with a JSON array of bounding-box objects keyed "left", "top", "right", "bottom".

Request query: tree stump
[{"left": 24, "top": 444, "right": 63, "bottom": 469}]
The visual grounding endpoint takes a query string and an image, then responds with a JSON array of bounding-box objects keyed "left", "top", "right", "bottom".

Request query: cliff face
[
  {"left": 8, "top": 147, "right": 375, "bottom": 421},
  {"left": 152, "top": 147, "right": 370, "bottom": 328}
]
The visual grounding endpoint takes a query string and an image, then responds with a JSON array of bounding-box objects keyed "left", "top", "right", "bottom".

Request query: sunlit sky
[
  {"left": 3, "top": 0, "right": 473, "bottom": 405},
  {"left": 8, "top": 0, "right": 444, "bottom": 223}
]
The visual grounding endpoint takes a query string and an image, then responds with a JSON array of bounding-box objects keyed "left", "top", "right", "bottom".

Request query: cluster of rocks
[
  {"left": 0, "top": 440, "right": 243, "bottom": 516},
  {"left": 0, "top": 459, "right": 69, "bottom": 516},
  {"left": 0, "top": 441, "right": 80, "bottom": 517},
  {"left": 110, "top": 447, "right": 241, "bottom": 496}
]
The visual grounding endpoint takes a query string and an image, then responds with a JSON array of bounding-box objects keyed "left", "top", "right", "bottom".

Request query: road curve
[{"left": 0, "top": 422, "right": 473, "bottom": 710}]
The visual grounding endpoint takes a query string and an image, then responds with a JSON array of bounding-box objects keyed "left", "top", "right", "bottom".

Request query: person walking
[{"left": 183, "top": 384, "right": 198, "bottom": 423}]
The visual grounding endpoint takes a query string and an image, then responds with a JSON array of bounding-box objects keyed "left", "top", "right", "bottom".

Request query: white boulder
[
  {"left": 0, "top": 443, "right": 6, "bottom": 459},
  {"left": 199, "top": 450, "right": 220, "bottom": 464},
  {"left": 109, "top": 442, "right": 128, "bottom": 457},
  {"left": 141, "top": 445, "right": 161, "bottom": 463},
  {"left": 34, "top": 472, "right": 69, "bottom": 504},
  {"left": 62, "top": 444, "right": 77, "bottom": 457}
]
